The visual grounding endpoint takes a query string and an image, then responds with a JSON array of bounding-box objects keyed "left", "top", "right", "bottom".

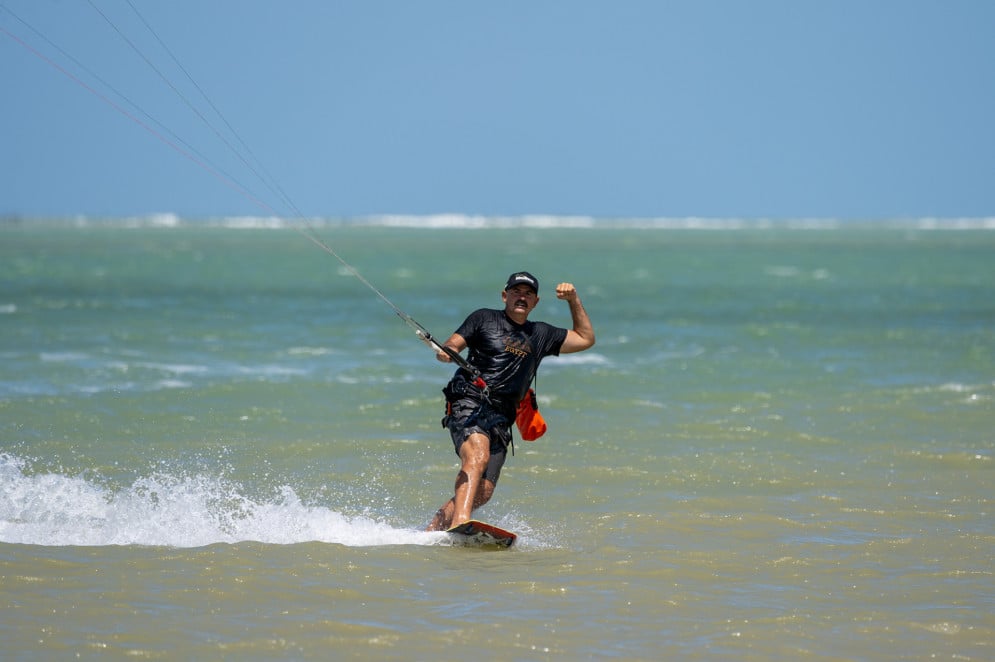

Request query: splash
[{"left": 0, "top": 453, "right": 445, "bottom": 548}]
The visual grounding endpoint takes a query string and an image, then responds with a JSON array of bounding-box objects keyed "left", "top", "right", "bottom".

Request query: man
[{"left": 426, "top": 271, "right": 596, "bottom": 531}]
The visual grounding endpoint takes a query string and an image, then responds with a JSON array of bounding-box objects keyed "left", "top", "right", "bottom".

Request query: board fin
[{"left": 446, "top": 519, "right": 517, "bottom": 548}]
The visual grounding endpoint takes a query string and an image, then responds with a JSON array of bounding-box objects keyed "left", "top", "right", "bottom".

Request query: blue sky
[{"left": 3, "top": 1, "right": 993, "bottom": 220}]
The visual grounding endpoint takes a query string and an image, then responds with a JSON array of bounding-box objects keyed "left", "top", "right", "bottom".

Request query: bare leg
[
  {"left": 426, "top": 479, "right": 497, "bottom": 531},
  {"left": 427, "top": 433, "right": 496, "bottom": 531},
  {"left": 451, "top": 433, "right": 489, "bottom": 526}
]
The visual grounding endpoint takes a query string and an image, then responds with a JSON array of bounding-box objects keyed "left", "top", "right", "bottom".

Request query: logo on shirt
[{"left": 503, "top": 336, "right": 531, "bottom": 358}]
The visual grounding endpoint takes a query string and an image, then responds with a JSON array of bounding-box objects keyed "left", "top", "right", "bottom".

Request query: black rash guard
[{"left": 451, "top": 308, "right": 568, "bottom": 415}]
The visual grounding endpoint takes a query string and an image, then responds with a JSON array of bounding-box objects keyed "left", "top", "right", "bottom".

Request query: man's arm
[
  {"left": 555, "top": 283, "right": 595, "bottom": 354},
  {"left": 435, "top": 333, "right": 467, "bottom": 363}
]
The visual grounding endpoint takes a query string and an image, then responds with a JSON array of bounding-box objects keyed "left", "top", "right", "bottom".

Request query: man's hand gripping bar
[{"left": 414, "top": 328, "right": 489, "bottom": 394}]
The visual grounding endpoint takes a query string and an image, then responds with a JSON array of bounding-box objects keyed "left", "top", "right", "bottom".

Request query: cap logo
[{"left": 506, "top": 271, "right": 539, "bottom": 292}]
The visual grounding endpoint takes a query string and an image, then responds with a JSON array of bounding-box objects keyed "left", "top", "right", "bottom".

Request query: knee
[{"left": 460, "top": 436, "right": 490, "bottom": 472}]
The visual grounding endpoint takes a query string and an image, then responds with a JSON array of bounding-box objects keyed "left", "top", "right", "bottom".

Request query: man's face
[{"left": 502, "top": 284, "right": 539, "bottom": 317}]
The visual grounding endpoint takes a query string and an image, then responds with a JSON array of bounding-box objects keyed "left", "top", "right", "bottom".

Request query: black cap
[{"left": 505, "top": 271, "right": 539, "bottom": 293}]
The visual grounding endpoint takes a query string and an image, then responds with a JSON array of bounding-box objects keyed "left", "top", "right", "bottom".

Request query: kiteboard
[{"left": 446, "top": 520, "right": 517, "bottom": 548}]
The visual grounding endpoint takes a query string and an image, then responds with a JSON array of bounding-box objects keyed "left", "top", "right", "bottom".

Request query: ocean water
[{"left": 1, "top": 219, "right": 992, "bottom": 660}]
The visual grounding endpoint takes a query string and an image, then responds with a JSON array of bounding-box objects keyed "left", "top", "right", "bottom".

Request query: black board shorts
[{"left": 444, "top": 399, "right": 512, "bottom": 484}]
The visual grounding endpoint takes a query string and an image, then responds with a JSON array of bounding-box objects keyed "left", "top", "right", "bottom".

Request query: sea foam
[
  {"left": 11, "top": 214, "right": 995, "bottom": 230},
  {"left": 0, "top": 453, "right": 443, "bottom": 549}
]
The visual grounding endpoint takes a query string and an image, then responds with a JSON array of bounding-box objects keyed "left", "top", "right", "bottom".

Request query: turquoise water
[{"left": 2, "top": 221, "right": 993, "bottom": 659}]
